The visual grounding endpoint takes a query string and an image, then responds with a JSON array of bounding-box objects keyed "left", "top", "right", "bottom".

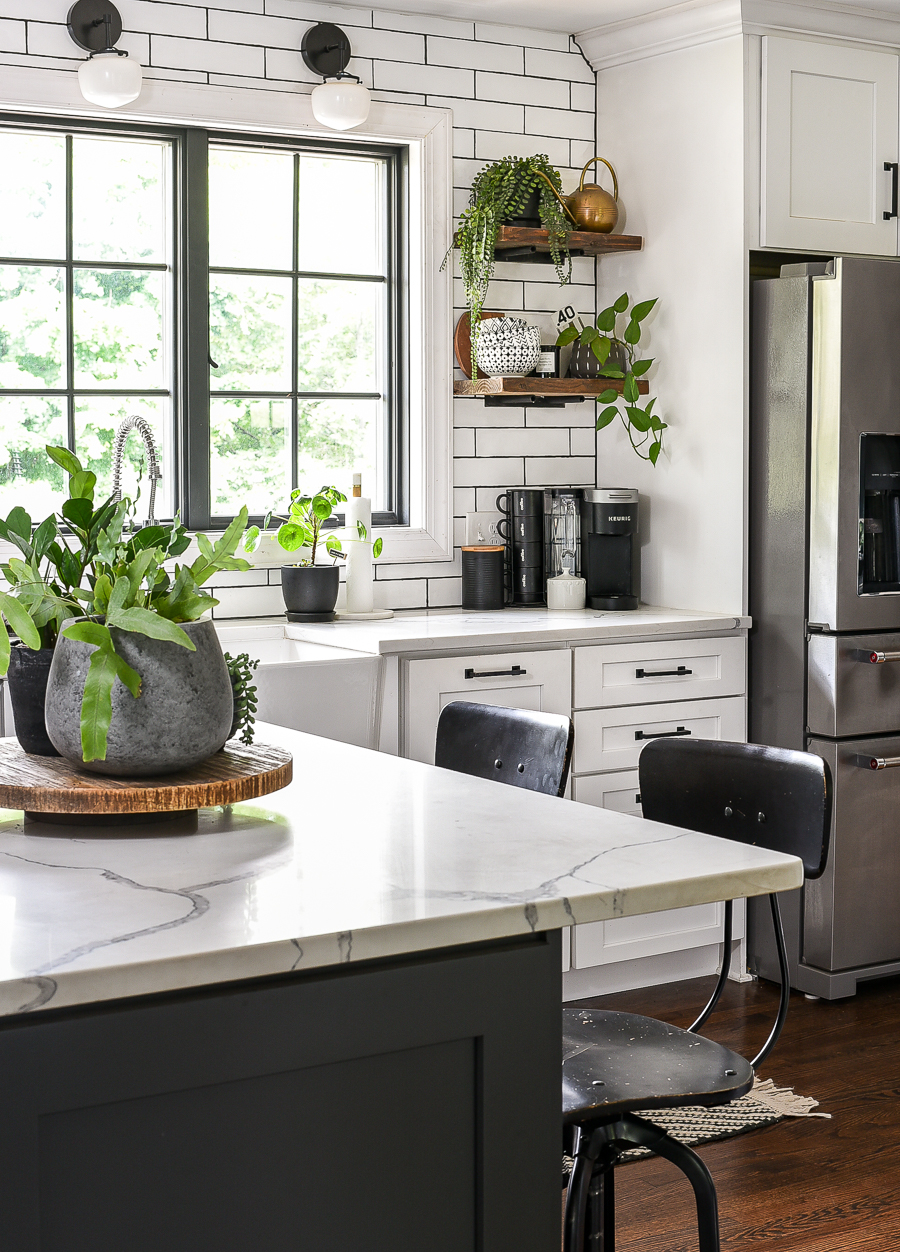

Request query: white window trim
[{"left": 0, "top": 65, "right": 454, "bottom": 566}]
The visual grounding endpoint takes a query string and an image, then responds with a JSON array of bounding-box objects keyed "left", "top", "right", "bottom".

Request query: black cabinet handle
[
  {"left": 464, "top": 665, "right": 526, "bottom": 679},
  {"left": 885, "top": 161, "right": 898, "bottom": 220},
  {"left": 635, "top": 665, "right": 693, "bottom": 679},
  {"left": 635, "top": 726, "right": 691, "bottom": 741}
]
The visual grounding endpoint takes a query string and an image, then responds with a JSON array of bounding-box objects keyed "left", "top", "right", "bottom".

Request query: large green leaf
[
  {"left": 311, "top": 493, "right": 333, "bottom": 520},
  {"left": 107, "top": 605, "right": 196, "bottom": 650},
  {"left": 277, "top": 521, "right": 308, "bottom": 552},
  {"left": 631, "top": 359, "right": 653, "bottom": 377},
  {"left": 623, "top": 320, "right": 641, "bottom": 345},
  {"left": 107, "top": 575, "right": 132, "bottom": 619},
  {"left": 648, "top": 440, "right": 662, "bottom": 465},
  {"left": 556, "top": 325, "right": 579, "bottom": 346},
  {"left": 45, "top": 445, "right": 82, "bottom": 476},
  {"left": 5, "top": 507, "right": 32, "bottom": 540},
  {"left": 0, "top": 592, "right": 41, "bottom": 650},
  {"left": 31, "top": 515, "right": 57, "bottom": 560},
  {"left": 599, "top": 366, "right": 624, "bottom": 379},
  {"left": 625, "top": 405, "right": 652, "bottom": 432},
  {"left": 242, "top": 525, "right": 261, "bottom": 553},
  {"left": 598, "top": 387, "right": 619, "bottom": 404},
  {"left": 579, "top": 326, "right": 598, "bottom": 345},
  {"left": 61, "top": 498, "right": 92, "bottom": 530},
  {"left": 590, "top": 335, "right": 611, "bottom": 364},
  {"left": 112, "top": 652, "right": 141, "bottom": 699},
  {"left": 613, "top": 292, "right": 630, "bottom": 313},
  {"left": 0, "top": 624, "right": 10, "bottom": 677},
  {"left": 80, "top": 645, "right": 117, "bottom": 762},
  {"left": 373, "top": 536, "right": 383, "bottom": 559},
  {"left": 68, "top": 470, "right": 96, "bottom": 500},
  {"left": 631, "top": 297, "right": 658, "bottom": 322},
  {"left": 596, "top": 307, "right": 616, "bottom": 333},
  {"left": 63, "top": 620, "right": 113, "bottom": 650},
  {"left": 623, "top": 373, "right": 640, "bottom": 403},
  {"left": 595, "top": 405, "right": 618, "bottom": 431}
]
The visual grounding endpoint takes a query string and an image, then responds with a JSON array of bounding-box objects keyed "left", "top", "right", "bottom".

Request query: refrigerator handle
[
  {"left": 884, "top": 161, "right": 899, "bottom": 220},
  {"left": 865, "top": 755, "right": 900, "bottom": 770},
  {"left": 865, "top": 650, "right": 900, "bottom": 664}
]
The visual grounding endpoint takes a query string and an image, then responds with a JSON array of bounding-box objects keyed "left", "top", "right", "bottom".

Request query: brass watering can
[{"left": 537, "top": 156, "right": 619, "bottom": 233}]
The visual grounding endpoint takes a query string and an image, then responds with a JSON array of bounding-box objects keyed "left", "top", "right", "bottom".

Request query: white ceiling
[{"left": 323, "top": 0, "right": 900, "bottom": 37}]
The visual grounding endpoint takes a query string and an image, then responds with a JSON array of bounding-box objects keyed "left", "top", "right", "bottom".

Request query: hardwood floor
[{"left": 567, "top": 973, "right": 900, "bottom": 1251}]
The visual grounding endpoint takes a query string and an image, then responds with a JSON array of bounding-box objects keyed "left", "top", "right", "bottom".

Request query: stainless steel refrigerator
[{"left": 750, "top": 255, "right": 900, "bottom": 999}]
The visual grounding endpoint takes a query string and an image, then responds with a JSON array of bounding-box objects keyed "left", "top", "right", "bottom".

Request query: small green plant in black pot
[{"left": 245, "top": 486, "right": 348, "bottom": 621}]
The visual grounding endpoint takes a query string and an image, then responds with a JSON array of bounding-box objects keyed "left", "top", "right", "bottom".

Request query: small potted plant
[
  {"left": 245, "top": 486, "right": 348, "bottom": 621},
  {"left": 444, "top": 154, "right": 574, "bottom": 377},
  {"left": 557, "top": 293, "right": 668, "bottom": 465}
]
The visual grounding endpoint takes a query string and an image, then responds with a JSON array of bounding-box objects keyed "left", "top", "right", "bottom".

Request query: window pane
[
  {"left": 209, "top": 147, "right": 293, "bottom": 271},
  {"left": 210, "top": 274, "right": 292, "bottom": 392},
  {"left": 0, "top": 397, "right": 67, "bottom": 520},
  {"left": 297, "top": 279, "right": 382, "bottom": 394},
  {"left": 72, "top": 136, "right": 169, "bottom": 264},
  {"left": 297, "top": 155, "right": 383, "bottom": 275},
  {"left": 211, "top": 397, "right": 290, "bottom": 516},
  {"left": 0, "top": 266, "right": 66, "bottom": 388},
  {"left": 74, "top": 397, "right": 172, "bottom": 521},
  {"left": 0, "top": 131, "right": 66, "bottom": 261},
  {"left": 73, "top": 269, "right": 166, "bottom": 389},
  {"left": 298, "top": 397, "right": 380, "bottom": 510}
]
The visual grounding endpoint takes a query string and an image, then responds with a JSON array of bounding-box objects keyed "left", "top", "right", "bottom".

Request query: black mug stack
[{"left": 497, "top": 488, "right": 545, "bottom": 605}]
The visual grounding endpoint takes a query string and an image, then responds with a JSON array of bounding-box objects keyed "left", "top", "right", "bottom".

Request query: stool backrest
[
  {"left": 638, "top": 738, "right": 831, "bottom": 879},
  {"left": 435, "top": 701, "right": 574, "bottom": 798}
]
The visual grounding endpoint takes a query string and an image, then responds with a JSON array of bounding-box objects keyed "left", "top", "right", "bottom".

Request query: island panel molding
[{"left": 0, "top": 739, "right": 293, "bottom": 816}]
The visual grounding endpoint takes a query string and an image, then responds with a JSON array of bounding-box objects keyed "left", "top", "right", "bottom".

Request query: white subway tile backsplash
[
  {"left": 454, "top": 488, "right": 477, "bottom": 515},
  {"left": 375, "top": 579, "right": 427, "bottom": 610},
  {"left": 527, "top": 405, "right": 596, "bottom": 428},
  {"left": 476, "top": 487, "right": 513, "bottom": 510},
  {"left": 213, "top": 584, "right": 286, "bottom": 618},
  {"left": 208, "top": 9, "right": 299, "bottom": 49},
  {"left": 475, "top": 129, "right": 569, "bottom": 168},
  {"left": 210, "top": 0, "right": 264, "bottom": 11},
  {"left": 454, "top": 457, "right": 524, "bottom": 488},
  {"left": 525, "top": 105, "right": 595, "bottom": 142},
  {"left": 571, "top": 426, "right": 597, "bottom": 457},
  {"left": 342, "top": 24, "right": 426, "bottom": 63},
  {"left": 454, "top": 427, "right": 475, "bottom": 457},
  {"left": 377, "top": 553, "right": 461, "bottom": 580},
  {"left": 427, "top": 96, "right": 524, "bottom": 134},
  {"left": 264, "top": 0, "right": 372, "bottom": 24},
  {"left": 454, "top": 278, "right": 523, "bottom": 309},
  {"left": 525, "top": 457, "right": 594, "bottom": 486},
  {"left": 0, "top": 17, "right": 23, "bottom": 53},
  {"left": 27, "top": 22, "right": 149, "bottom": 62},
  {"left": 570, "top": 81, "right": 595, "bottom": 112},
  {"left": 0, "top": 0, "right": 56, "bottom": 17},
  {"left": 525, "top": 45, "right": 594, "bottom": 84},
  {"left": 454, "top": 402, "right": 525, "bottom": 429},
  {"left": 570, "top": 139, "right": 598, "bottom": 171},
  {"left": 474, "top": 22, "right": 571, "bottom": 52},
  {"left": 427, "top": 34, "right": 522, "bottom": 74},
  {"left": 477, "top": 427, "right": 569, "bottom": 457},
  {"left": 152, "top": 34, "right": 264, "bottom": 76},
  {"left": 476, "top": 70, "right": 569, "bottom": 109},
  {"left": 428, "top": 576, "right": 463, "bottom": 607},
  {"left": 375, "top": 11, "right": 473, "bottom": 39},
  {"left": 207, "top": 568, "right": 269, "bottom": 588},
  {"left": 525, "top": 281, "right": 593, "bottom": 313},
  {"left": 453, "top": 128, "right": 474, "bottom": 159},
  {"left": 118, "top": 0, "right": 207, "bottom": 39},
  {"left": 373, "top": 59, "right": 472, "bottom": 97}
]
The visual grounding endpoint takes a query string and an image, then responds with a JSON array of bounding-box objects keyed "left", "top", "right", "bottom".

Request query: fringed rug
[{"left": 563, "top": 1079, "right": 829, "bottom": 1179}]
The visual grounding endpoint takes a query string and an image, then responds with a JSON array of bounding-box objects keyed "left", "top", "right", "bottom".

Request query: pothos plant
[
  {"left": 0, "top": 444, "right": 251, "bottom": 761},
  {"left": 243, "top": 486, "right": 383, "bottom": 563},
  {"left": 443, "top": 155, "right": 573, "bottom": 377},
  {"left": 557, "top": 293, "right": 667, "bottom": 465}
]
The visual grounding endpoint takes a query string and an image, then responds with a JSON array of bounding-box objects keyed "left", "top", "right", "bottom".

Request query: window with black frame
[{"left": 0, "top": 120, "right": 403, "bottom": 530}]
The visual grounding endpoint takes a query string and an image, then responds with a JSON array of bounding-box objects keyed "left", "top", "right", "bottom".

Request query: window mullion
[
  {"left": 65, "top": 133, "right": 75, "bottom": 454},
  {"left": 291, "top": 152, "right": 300, "bottom": 492},
  {"left": 181, "top": 127, "right": 211, "bottom": 530}
]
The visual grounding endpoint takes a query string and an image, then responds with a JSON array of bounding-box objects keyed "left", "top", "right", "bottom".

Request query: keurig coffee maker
[{"left": 581, "top": 488, "right": 640, "bottom": 610}]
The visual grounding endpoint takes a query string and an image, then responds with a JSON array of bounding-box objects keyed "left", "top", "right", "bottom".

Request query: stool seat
[{"left": 562, "top": 1008, "right": 754, "bottom": 1124}]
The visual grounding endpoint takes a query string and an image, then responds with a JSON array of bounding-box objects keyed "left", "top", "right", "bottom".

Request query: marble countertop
[
  {"left": 275, "top": 605, "right": 750, "bottom": 656},
  {"left": 0, "top": 723, "right": 800, "bottom": 1019}
]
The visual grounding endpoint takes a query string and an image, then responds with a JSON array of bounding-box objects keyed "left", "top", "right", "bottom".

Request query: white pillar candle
[{"left": 344, "top": 495, "right": 375, "bottom": 614}]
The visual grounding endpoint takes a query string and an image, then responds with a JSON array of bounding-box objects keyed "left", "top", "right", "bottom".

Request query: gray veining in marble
[{"left": 0, "top": 723, "right": 799, "bottom": 1018}]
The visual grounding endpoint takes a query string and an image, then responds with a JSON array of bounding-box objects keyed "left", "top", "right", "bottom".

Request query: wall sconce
[
  {"left": 301, "top": 23, "right": 371, "bottom": 131},
  {"left": 67, "top": 0, "right": 143, "bottom": 108}
]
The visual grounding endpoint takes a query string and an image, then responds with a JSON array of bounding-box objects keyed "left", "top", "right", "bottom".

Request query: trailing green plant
[
  {"left": 243, "top": 486, "right": 383, "bottom": 563},
  {"left": 224, "top": 651, "right": 259, "bottom": 745},
  {"left": 557, "top": 293, "right": 667, "bottom": 465},
  {"left": 0, "top": 444, "right": 252, "bottom": 761},
  {"left": 442, "top": 155, "right": 572, "bottom": 376}
]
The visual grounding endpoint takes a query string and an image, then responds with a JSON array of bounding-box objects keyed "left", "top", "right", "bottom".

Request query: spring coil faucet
[{"left": 111, "top": 415, "right": 161, "bottom": 525}]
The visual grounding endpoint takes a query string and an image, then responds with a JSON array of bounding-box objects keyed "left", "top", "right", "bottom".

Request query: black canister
[{"left": 462, "top": 546, "right": 506, "bottom": 610}]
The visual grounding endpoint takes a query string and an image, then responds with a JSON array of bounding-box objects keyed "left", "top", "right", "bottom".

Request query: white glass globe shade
[
  {"left": 310, "top": 79, "right": 371, "bottom": 131},
  {"left": 78, "top": 53, "right": 143, "bottom": 108}
]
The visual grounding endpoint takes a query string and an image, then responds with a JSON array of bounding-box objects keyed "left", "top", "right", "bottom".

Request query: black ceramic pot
[
  {"left": 281, "top": 565, "right": 340, "bottom": 621},
  {"left": 6, "top": 646, "right": 60, "bottom": 756},
  {"left": 505, "top": 187, "right": 542, "bottom": 227}
]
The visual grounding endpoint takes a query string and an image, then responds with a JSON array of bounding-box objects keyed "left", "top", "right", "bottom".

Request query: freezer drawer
[
  {"left": 805, "top": 735, "right": 900, "bottom": 970},
  {"left": 573, "top": 696, "right": 746, "bottom": 775},
  {"left": 808, "top": 632, "right": 900, "bottom": 737},
  {"left": 572, "top": 636, "right": 745, "bottom": 710}
]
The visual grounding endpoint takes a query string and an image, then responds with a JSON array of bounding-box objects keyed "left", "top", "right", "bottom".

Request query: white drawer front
[
  {"left": 405, "top": 648, "right": 571, "bottom": 764},
  {"left": 573, "top": 636, "right": 745, "bottom": 709},
  {"left": 572, "top": 903, "right": 724, "bottom": 968},
  {"left": 573, "top": 770, "right": 642, "bottom": 817},
  {"left": 573, "top": 696, "right": 746, "bottom": 775}
]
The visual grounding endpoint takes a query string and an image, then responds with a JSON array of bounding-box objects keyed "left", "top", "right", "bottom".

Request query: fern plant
[{"left": 443, "top": 155, "right": 573, "bottom": 376}]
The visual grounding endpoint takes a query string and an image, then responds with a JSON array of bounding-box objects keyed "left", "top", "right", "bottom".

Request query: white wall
[
  {"left": 595, "top": 35, "right": 747, "bottom": 616},
  {"left": 0, "top": 0, "right": 599, "bottom": 615}
]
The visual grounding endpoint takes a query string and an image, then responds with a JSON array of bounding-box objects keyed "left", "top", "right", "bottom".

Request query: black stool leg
[
  {"left": 565, "top": 1125, "right": 618, "bottom": 1252},
  {"left": 615, "top": 1115, "right": 720, "bottom": 1252},
  {"left": 585, "top": 1160, "right": 614, "bottom": 1252}
]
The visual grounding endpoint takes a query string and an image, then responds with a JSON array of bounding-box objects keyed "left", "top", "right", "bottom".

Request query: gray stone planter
[{"left": 45, "top": 617, "right": 234, "bottom": 777}]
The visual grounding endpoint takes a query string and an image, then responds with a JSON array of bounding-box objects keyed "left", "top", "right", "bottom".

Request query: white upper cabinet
[{"left": 761, "top": 36, "right": 900, "bottom": 254}]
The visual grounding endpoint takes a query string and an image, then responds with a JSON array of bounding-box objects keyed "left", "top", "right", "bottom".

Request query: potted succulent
[
  {"left": 557, "top": 293, "right": 668, "bottom": 465},
  {"left": 244, "top": 485, "right": 382, "bottom": 621},
  {"left": 0, "top": 445, "right": 253, "bottom": 774},
  {"left": 444, "top": 154, "right": 574, "bottom": 377}
]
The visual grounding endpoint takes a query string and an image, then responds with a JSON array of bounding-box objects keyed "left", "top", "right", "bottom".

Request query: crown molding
[{"left": 577, "top": 0, "right": 900, "bottom": 70}]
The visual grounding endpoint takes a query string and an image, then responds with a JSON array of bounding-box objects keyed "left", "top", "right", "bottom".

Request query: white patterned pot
[{"left": 475, "top": 317, "right": 541, "bottom": 377}]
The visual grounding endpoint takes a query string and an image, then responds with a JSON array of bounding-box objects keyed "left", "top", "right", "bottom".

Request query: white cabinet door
[
  {"left": 404, "top": 648, "right": 571, "bottom": 764},
  {"left": 761, "top": 36, "right": 899, "bottom": 254},
  {"left": 572, "top": 695, "right": 746, "bottom": 776}
]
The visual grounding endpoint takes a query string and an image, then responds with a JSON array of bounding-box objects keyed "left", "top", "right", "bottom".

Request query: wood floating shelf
[
  {"left": 454, "top": 377, "right": 648, "bottom": 399},
  {"left": 492, "top": 225, "right": 643, "bottom": 261}
]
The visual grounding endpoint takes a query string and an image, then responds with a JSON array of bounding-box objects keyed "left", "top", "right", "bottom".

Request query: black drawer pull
[
  {"left": 885, "top": 161, "right": 899, "bottom": 220},
  {"left": 635, "top": 793, "right": 642, "bottom": 805},
  {"left": 635, "top": 726, "right": 691, "bottom": 741},
  {"left": 635, "top": 665, "right": 693, "bottom": 679},
  {"left": 464, "top": 665, "right": 526, "bottom": 679}
]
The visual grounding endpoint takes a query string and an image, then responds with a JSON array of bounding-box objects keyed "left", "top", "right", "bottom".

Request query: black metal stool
[{"left": 434, "top": 700, "right": 573, "bottom": 796}]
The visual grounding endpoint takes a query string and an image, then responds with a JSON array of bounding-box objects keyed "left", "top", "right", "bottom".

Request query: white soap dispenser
[{"left": 546, "top": 549, "right": 586, "bottom": 611}]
